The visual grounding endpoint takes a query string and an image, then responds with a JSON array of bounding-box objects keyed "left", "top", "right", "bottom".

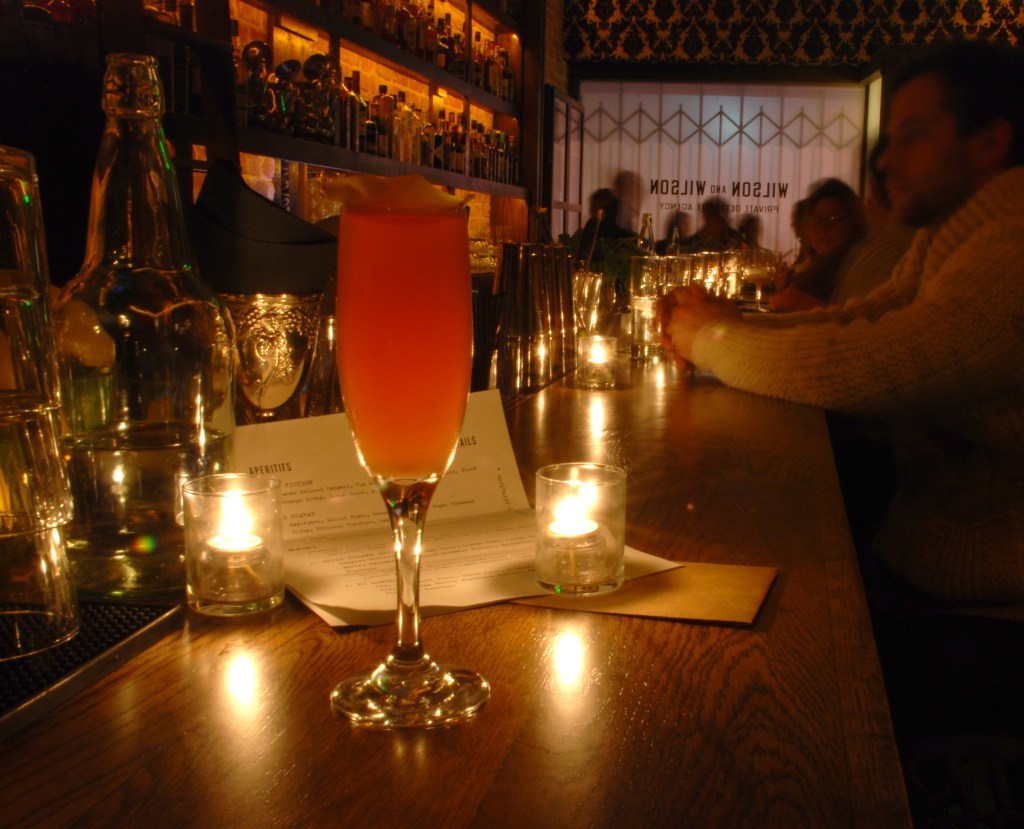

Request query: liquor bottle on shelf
[
  {"left": 360, "top": 0, "right": 374, "bottom": 32},
  {"left": 413, "top": 106, "right": 427, "bottom": 166},
  {"left": 420, "top": 115, "right": 434, "bottom": 166},
  {"left": 509, "top": 133, "right": 519, "bottom": 183},
  {"left": 396, "top": 0, "right": 418, "bottom": 51},
  {"left": 364, "top": 110, "right": 379, "bottom": 156},
  {"left": 469, "top": 121, "right": 486, "bottom": 179},
  {"left": 485, "top": 41, "right": 500, "bottom": 96},
  {"left": 450, "top": 111, "right": 465, "bottom": 173},
  {"left": 432, "top": 109, "right": 447, "bottom": 169},
  {"left": 53, "top": 54, "right": 235, "bottom": 600},
  {"left": 472, "top": 31, "right": 484, "bottom": 88},
  {"left": 393, "top": 91, "right": 416, "bottom": 163},
  {"left": 442, "top": 112, "right": 455, "bottom": 171},
  {"left": 500, "top": 47, "right": 514, "bottom": 102},
  {"left": 372, "top": 85, "right": 396, "bottom": 158},
  {"left": 351, "top": 71, "right": 369, "bottom": 153},
  {"left": 343, "top": 0, "right": 361, "bottom": 26},
  {"left": 495, "top": 130, "right": 507, "bottom": 182},
  {"left": 435, "top": 16, "right": 450, "bottom": 71},
  {"left": 421, "top": 2, "right": 438, "bottom": 63},
  {"left": 339, "top": 75, "right": 356, "bottom": 150},
  {"left": 452, "top": 30, "right": 467, "bottom": 79},
  {"left": 377, "top": 0, "right": 399, "bottom": 45}
]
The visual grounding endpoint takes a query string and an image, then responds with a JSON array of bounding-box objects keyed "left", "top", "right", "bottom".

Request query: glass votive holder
[
  {"left": 535, "top": 463, "right": 626, "bottom": 596},
  {"left": 630, "top": 256, "right": 664, "bottom": 361},
  {"left": 576, "top": 334, "right": 616, "bottom": 389},
  {"left": 1, "top": 526, "right": 79, "bottom": 661},
  {"left": 182, "top": 474, "right": 285, "bottom": 616}
]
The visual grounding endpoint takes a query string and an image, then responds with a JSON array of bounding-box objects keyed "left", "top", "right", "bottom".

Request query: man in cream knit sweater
[{"left": 662, "top": 40, "right": 1024, "bottom": 610}]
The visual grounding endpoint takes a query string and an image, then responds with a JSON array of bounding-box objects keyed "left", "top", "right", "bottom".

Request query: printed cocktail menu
[{"left": 234, "top": 390, "right": 678, "bottom": 626}]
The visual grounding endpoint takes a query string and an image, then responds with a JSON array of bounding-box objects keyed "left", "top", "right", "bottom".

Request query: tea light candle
[
  {"left": 183, "top": 474, "right": 285, "bottom": 616},
  {"left": 576, "top": 335, "right": 616, "bottom": 389},
  {"left": 547, "top": 491, "right": 600, "bottom": 540},
  {"left": 206, "top": 533, "right": 263, "bottom": 555},
  {"left": 206, "top": 491, "right": 263, "bottom": 554},
  {"left": 582, "top": 336, "right": 610, "bottom": 365},
  {"left": 548, "top": 515, "right": 600, "bottom": 540},
  {"left": 535, "top": 464, "right": 626, "bottom": 596}
]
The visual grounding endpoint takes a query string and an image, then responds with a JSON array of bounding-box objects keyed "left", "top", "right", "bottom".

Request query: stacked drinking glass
[{"left": 0, "top": 146, "right": 79, "bottom": 661}]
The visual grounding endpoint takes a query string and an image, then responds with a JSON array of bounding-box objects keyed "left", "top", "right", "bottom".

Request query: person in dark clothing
[
  {"left": 572, "top": 187, "right": 637, "bottom": 268},
  {"left": 681, "top": 197, "right": 742, "bottom": 251}
]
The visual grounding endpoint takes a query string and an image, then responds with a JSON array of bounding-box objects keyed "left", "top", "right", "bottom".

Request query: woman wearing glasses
[{"left": 772, "top": 178, "right": 867, "bottom": 311}]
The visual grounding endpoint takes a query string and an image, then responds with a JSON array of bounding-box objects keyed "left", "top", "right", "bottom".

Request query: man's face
[{"left": 879, "top": 73, "right": 988, "bottom": 229}]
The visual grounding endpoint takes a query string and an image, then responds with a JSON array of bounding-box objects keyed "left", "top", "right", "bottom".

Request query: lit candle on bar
[
  {"left": 535, "top": 465, "right": 626, "bottom": 596},
  {"left": 548, "top": 491, "right": 600, "bottom": 540},
  {"left": 583, "top": 337, "right": 609, "bottom": 365},
  {"left": 182, "top": 474, "right": 286, "bottom": 616},
  {"left": 206, "top": 491, "right": 263, "bottom": 556},
  {"left": 576, "top": 335, "right": 616, "bottom": 389}
]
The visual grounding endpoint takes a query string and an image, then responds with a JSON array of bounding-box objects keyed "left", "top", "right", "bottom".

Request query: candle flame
[
  {"left": 207, "top": 491, "right": 262, "bottom": 552},
  {"left": 221, "top": 491, "right": 254, "bottom": 538},
  {"left": 550, "top": 485, "right": 599, "bottom": 537}
]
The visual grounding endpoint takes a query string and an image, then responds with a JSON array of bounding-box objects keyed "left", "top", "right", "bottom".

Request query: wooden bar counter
[{"left": 0, "top": 360, "right": 911, "bottom": 828}]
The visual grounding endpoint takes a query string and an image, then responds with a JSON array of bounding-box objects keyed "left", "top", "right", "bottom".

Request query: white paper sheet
[
  {"left": 233, "top": 389, "right": 679, "bottom": 626},
  {"left": 233, "top": 389, "right": 530, "bottom": 539}
]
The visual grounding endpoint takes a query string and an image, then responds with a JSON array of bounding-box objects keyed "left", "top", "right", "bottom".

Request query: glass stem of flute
[{"left": 384, "top": 480, "right": 433, "bottom": 664}]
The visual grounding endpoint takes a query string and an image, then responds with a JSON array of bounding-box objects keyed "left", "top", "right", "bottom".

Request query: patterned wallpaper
[{"left": 563, "top": 0, "right": 1024, "bottom": 66}]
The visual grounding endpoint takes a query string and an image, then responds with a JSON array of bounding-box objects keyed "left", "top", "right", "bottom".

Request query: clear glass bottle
[
  {"left": 666, "top": 226, "right": 681, "bottom": 255},
  {"left": 638, "top": 212, "right": 656, "bottom": 253},
  {"left": 53, "top": 54, "right": 235, "bottom": 600}
]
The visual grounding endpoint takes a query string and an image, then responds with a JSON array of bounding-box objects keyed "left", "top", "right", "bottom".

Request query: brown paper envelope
[{"left": 515, "top": 562, "right": 778, "bottom": 626}]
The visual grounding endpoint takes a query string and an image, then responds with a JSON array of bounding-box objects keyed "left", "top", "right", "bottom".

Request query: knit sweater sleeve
[{"left": 690, "top": 179, "right": 1024, "bottom": 418}]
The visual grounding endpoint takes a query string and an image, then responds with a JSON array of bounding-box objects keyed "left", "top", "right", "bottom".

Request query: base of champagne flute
[{"left": 331, "top": 659, "right": 490, "bottom": 729}]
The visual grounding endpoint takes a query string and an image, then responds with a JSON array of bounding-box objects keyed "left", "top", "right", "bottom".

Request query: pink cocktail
[
  {"left": 330, "top": 197, "right": 489, "bottom": 728},
  {"left": 336, "top": 207, "right": 472, "bottom": 480}
]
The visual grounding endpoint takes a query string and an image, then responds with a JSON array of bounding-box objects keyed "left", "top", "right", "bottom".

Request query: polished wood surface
[{"left": 0, "top": 361, "right": 910, "bottom": 828}]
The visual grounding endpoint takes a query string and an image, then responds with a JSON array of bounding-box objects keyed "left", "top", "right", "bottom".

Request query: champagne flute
[
  {"left": 743, "top": 248, "right": 778, "bottom": 312},
  {"left": 330, "top": 200, "right": 489, "bottom": 728}
]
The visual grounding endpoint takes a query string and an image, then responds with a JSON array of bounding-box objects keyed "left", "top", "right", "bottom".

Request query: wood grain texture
[{"left": 0, "top": 361, "right": 910, "bottom": 828}]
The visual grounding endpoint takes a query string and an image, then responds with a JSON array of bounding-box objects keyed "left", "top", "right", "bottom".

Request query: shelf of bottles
[{"left": 151, "top": 0, "right": 526, "bottom": 199}]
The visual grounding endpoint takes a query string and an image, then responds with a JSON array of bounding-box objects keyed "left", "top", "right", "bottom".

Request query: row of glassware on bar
[
  {"left": 194, "top": 248, "right": 782, "bottom": 430},
  {"left": 627, "top": 248, "right": 779, "bottom": 359},
  {"left": 485, "top": 245, "right": 780, "bottom": 396},
  {"left": 225, "top": 245, "right": 780, "bottom": 418}
]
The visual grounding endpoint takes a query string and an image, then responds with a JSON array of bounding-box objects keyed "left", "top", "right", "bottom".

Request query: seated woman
[
  {"left": 829, "top": 140, "right": 916, "bottom": 305},
  {"left": 771, "top": 179, "right": 867, "bottom": 311}
]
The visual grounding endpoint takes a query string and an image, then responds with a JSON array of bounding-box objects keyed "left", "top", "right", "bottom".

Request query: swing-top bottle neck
[{"left": 82, "top": 53, "right": 192, "bottom": 274}]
